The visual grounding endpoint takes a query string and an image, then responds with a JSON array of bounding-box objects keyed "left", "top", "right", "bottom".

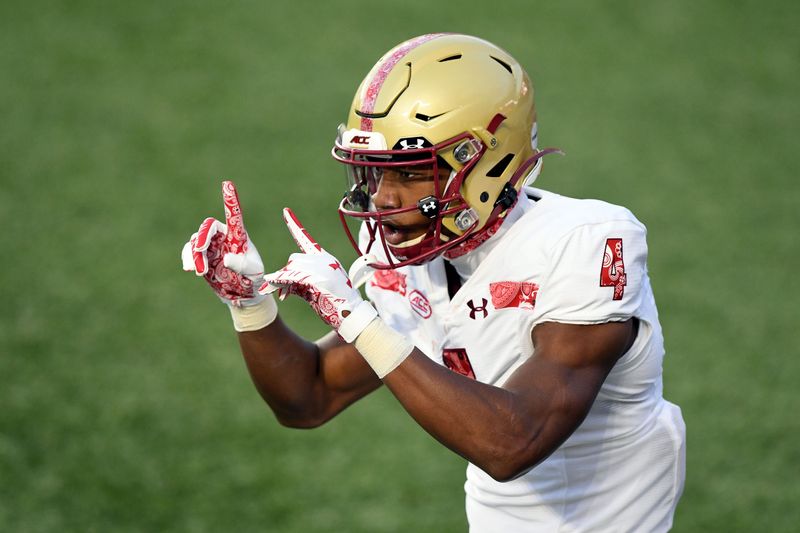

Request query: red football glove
[
  {"left": 260, "top": 208, "right": 377, "bottom": 342},
  {"left": 181, "top": 181, "right": 265, "bottom": 307}
]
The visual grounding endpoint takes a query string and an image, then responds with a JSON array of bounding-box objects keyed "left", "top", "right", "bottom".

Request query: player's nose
[{"left": 371, "top": 177, "right": 403, "bottom": 210}]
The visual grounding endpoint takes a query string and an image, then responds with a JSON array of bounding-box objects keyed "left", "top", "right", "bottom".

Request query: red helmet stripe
[{"left": 360, "top": 33, "right": 446, "bottom": 131}]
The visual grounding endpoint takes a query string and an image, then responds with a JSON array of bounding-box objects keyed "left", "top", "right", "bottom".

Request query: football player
[{"left": 182, "top": 34, "right": 685, "bottom": 532}]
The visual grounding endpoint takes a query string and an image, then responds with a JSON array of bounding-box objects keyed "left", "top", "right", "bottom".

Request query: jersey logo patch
[
  {"left": 408, "top": 289, "right": 432, "bottom": 319},
  {"left": 442, "top": 348, "right": 476, "bottom": 379},
  {"left": 467, "top": 298, "right": 489, "bottom": 319},
  {"left": 489, "top": 281, "right": 539, "bottom": 310},
  {"left": 370, "top": 269, "right": 407, "bottom": 296},
  {"left": 600, "top": 238, "right": 626, "bottom": 300}
]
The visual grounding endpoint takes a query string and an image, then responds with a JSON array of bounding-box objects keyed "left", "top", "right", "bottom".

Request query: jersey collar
[{"left": 447, "top": 191, "right": 537, "bottom": 281}]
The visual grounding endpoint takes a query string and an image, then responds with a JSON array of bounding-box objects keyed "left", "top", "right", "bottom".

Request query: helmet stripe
[{"left": 360, "top": 33, "right": 446, "bottom": 131}]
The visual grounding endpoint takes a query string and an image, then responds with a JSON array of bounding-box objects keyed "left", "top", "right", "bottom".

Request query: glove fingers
[
  {"left": 258, "top": 280, "right": 294, "bottom": 298},
  {"left": 259, "top": 267, "right": 313, "bottom": 296},
  {"left": 194, "top": 218, "right": 226, "bottom": 251},
  {"left": 222, "top": 181, "right": 249, "bottom": 254},
  {"left": 181, "top": 236, "right": 197, "bottom": 272},
  {"left": 222, "top": 253, "right": 248, "bottom": 274},
  {"left": 262, "top": 268, "right": 309, "bottom": 287},
  {"left": 283, "top": 208, "right": 323, "bottom": 254},
  {"left": 193, "top": 218, "right": 228, "bottom": 275},
  {"left": 223, "top": 248, "right": 265, "bottom": 276}
]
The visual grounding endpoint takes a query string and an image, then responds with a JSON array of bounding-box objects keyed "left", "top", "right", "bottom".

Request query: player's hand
[
  {"left": 260, "top": 208, "right": 377, "bottom": 342},
  {"left": 181, "top": 180, "right": 265, "bottom": 307}
]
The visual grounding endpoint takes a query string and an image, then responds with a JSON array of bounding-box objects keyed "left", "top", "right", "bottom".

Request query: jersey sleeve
[{"left": 534, "top": 219, "right": 649, "bottom": 324}]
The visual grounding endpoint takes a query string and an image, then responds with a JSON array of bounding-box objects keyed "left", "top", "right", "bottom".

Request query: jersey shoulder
[
  {"left": 501, "top": 188, "right": 651, "bottom": 324},
  {"left": 520, "top": 187, "right": 646, "bottom": 243}
]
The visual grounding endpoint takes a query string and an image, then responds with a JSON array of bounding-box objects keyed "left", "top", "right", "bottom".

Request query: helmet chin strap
[
  {"left": 443, "top": 147, "right": 564, "bottom": 261},
  {"left": 442, "top": 168, "right": 459, "bottom": 194},
  {"left": 522, "top": 156, "right": 544, "bottom": 187}
]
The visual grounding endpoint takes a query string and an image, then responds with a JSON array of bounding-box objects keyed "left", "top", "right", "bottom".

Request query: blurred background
[{"left": 1, "top": 0, "right": 798, "bottom": 531}]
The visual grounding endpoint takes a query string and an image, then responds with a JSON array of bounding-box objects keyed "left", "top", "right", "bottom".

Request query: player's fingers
[
  {"left": 222, "top": 180, "right": 248, "bottom": 251},
  {"left": 283, "top": 207, "right": 323, "bottom": 254},
  {"left": 258, "top": 280, "right": 294, "bottom": 302},
  {"left": 193, "top": 248, "right": 208, "bottom": 276},
  {"left": 261, "top": 268, "right": 306, "bottom": 286},
  {"left": 223, "top": 252, "right": 264, "bottom": 276},
  {"left": 181, "top": 236, "right": 197, "bottom": 272},
  {"left": 194, "top": 217, "right": 225, "bottom": 252}
]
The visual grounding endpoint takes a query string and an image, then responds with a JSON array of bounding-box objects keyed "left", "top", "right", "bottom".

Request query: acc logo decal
[
  {"left": 442, "top": 348, "right": 476, "bottom": 379},
  {"left": 408, "top": 289, "right": 432, "bottom": 319},
  {"left": 349, "top": 135, "right": 371, "bottom": 145},
  {"left": 489, "top": 281, "right": 539, "bottom": 310},
  {"left": 370, "top": 269, "right": 407, "bottom": 296},
  {"left": 600, "top": 238, "right": 626, "bottom": 300}
]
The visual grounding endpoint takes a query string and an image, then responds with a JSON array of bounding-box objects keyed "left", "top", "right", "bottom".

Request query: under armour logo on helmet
[
  {"left": 393, "top": 136, "right": 431, "bottom": 150},
  {"left": 417, "top": 195, "right": 440, "bottom": 219},
  {"left": 467, "top": 298, "right": 489, "bottom": 320},
  {"left": 399, "top": 138, "right": 426, "bottom": 150}
]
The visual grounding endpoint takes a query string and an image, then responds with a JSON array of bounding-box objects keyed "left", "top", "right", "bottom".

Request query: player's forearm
[
  {"left": 237, "top": 317, "right": 381, "bottom": 428},
  {"left": 236, "top": 317, "right": 331, "bottom": 427},
  {"left": 382, "top": 352, "right": 558, "bottom": 481}
]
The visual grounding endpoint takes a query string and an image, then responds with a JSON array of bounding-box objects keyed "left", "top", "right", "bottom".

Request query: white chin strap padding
[
  {"left": 522, "top": 157, "right": 543, "bottom": 187},
  {"left": 443, "top": 168, "right": 458, "bottom": 194}
]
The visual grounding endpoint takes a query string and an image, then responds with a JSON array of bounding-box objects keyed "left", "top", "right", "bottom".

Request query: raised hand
[
  {"left": 261, "top": 208, "right": 377, "bottom": 342},
  {"left": 182, "top": 181, "right": 265, "bottom": 307}
]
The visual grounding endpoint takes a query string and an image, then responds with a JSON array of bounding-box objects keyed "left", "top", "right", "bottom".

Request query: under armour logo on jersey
[
  {"left": 417, "top": 195, "right": 440, "bottom": 218},
  {"left": 467, "top": 298, "right": 488, "bottom": 320}
]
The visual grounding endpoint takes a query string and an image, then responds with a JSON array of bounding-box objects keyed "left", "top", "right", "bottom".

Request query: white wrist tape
[
  {"left": 354, "top": 317, "right": 414, "bottom": 378},
  {"left": 338, "top": 300, "right": 379, "bottom": 343},
  {"left": 229, "top": 294, "right": 278, "bottom": 332}
]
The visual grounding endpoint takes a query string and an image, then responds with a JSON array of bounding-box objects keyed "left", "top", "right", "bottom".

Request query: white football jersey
[{"left": 360, "top": 188, "right": 685, "bottom": 532}]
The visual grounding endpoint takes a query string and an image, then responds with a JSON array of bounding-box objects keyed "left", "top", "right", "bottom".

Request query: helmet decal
[{"left": 359, "top": 33, "right": 447, "bottom": 131}]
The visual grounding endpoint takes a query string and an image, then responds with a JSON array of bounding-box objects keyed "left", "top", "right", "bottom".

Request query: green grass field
[{"left": 1, "top": 0, "right": 798, "bottom": 531}]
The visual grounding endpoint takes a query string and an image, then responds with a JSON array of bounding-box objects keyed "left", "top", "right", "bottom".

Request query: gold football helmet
[{"left": 333, "top": 33, "right": 559, "bottom": 268}]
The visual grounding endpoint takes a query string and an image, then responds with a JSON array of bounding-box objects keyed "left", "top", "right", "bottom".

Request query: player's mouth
[{"left": 381, "top": 221, "right": 430, "bottom": 246}]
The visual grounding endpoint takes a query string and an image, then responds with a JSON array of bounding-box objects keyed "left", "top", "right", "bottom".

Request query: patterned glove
[
  {"left": 260, "top": 208, "right": 377, "bottom": 342},
  {"left": 181, "top": 180, "right": 265, "bottom": 307}
]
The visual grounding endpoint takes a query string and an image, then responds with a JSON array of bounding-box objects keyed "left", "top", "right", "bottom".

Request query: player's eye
[{"left": 398, "top": 169, "right": 433, "bottom": 181}]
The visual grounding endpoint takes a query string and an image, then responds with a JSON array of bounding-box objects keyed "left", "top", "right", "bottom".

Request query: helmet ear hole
[{"left": 486, "top": 153, "right": 515, "bottom": 177}]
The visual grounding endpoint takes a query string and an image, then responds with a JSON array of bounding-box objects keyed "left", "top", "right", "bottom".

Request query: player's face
[{"left": 371, "top": 164, "right": 450, "bottom": 245}]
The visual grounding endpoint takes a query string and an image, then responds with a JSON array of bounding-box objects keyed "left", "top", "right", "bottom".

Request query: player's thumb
[{"left": 223, "top": 251, "right": 264, "bottom": 276}]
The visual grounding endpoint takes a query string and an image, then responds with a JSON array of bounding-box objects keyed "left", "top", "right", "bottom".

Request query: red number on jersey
[{"left": 600, "top": 238, "right": 627, "bottom": 300}]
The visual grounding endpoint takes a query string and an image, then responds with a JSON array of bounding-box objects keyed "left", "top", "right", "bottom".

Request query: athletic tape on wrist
[
  {"left": 338, "top": 300, "right": 378, "bottom": 343},
  {"left": 354, "top": 318, "right": 414, "bottom": 378},
  {"left": 229, "top": 294, "right": 278, "bottom": 332}
]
